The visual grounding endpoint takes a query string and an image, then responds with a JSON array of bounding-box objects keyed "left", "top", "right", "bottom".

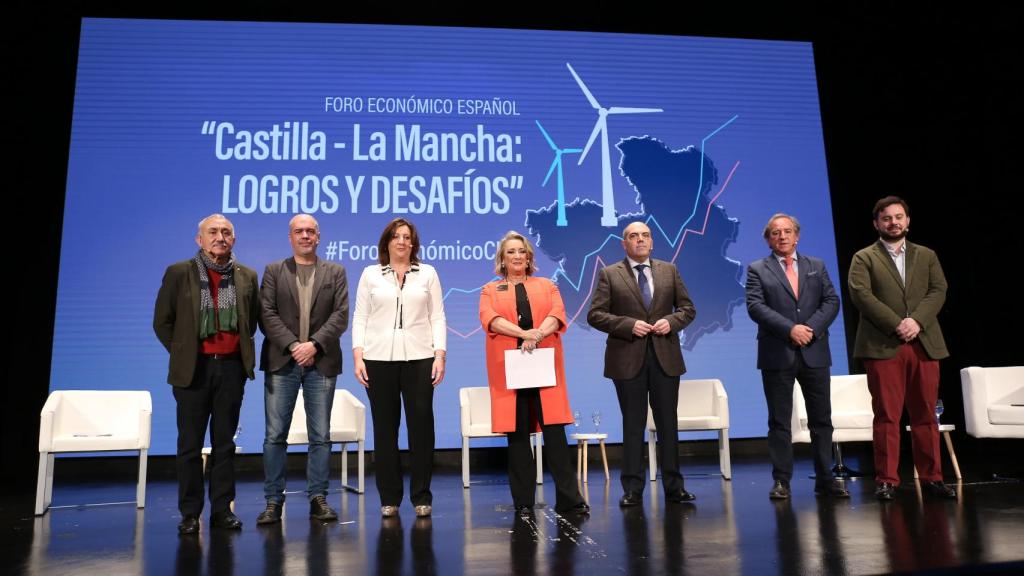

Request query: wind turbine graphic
[
  {"left": 536, "top": 120, "right": 582, "bottom": 227},
  {"left": 566, "top": 62, "right": 663, "bottom": 227}
]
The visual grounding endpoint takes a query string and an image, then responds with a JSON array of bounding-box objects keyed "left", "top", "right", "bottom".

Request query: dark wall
[{"left": 7, "top": 2, "right": 1019, "bottom": 487}]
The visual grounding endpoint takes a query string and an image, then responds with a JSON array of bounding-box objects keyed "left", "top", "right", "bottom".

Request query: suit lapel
[
  {"left": 615, "top": 260, "right": 645, "bottom": 308},
  {"left": 650, "top": 260, "right": 670, "bottom": 310},
  {"left": 189, "top": 264, "right": 200, "bottom": 330},
  {"left": 765, "top": 254, "right": 797, "bottom": 301},
  {"left": 283, "top": 257, "right": 300, "bottom": 306},
  {"left": 796, "top": 253, "right": 810, "bottom": 303},
  {"left": 873, "top": 241, "right": 905, "bottom": 289},
  {"left": 310, "top": 258, "right": 326, "bottom": 308},
  {"left": 903, "top": 242, "right": 917, "bottom": 294}
]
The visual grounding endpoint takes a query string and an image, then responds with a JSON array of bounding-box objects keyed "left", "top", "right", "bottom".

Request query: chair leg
[
  {"left": 136, "top": 449, "right": 148, "bottom": 508},
  {"left": 462, "top": 437, "right": 470, "bottom": 488},
  {"left": 831, "top": 443, "right": 864, "bottom": 478},
  {"left": 648, "top": 431, "right": 658, "bottom": 482},
  {"left": 719, "top": 429, "right": 732, "bottom": 480},
  {"left": 357, "top": 440, "right": 365, "bottom": 494},
  {"left": 35, "top": 452, "right": 50, "bottom": 516},
  {"left": 44, "top": 453, "right": 55, "bottom": 510},
  {"left": 341, "top": 443, "right": 349, "bottom": 489},
  {"left": 535, "top": 435, "right": 543, "bottom": 485}
]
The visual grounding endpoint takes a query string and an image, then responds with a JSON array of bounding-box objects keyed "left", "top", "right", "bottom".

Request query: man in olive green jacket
[{"left": 848, "top": 196, "right": 955, "bottom": 501}]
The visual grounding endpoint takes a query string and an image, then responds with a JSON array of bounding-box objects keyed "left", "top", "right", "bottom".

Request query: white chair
[
  {"left": 647, "top": 379, "right": 732, "bottom": 481},
  {"left": 961, "top": 366, "right": 1024, "bottom": 438},
  {"left": 459, "top": 387, "right": 542, "bottom": 488},
  {"left": 36, "top": 390, "right": 152, "bottom": 516},
  {"left": 792, "top": 374, "right": 874, "bottom": 475},
  {"left": 287, "top": 388, "right": 366, "bottom": 493}
]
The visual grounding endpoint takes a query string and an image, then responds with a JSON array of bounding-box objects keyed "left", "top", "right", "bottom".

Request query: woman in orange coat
[{"left": 479, "top": 231, "right": 588, "bottom": 518}]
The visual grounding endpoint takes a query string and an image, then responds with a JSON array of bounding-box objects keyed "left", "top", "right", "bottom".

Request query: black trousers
[
  {"left": 365, "top": 358, "right": 435, "bottom": 506},
  {"left": 506, "top": 387, "right": 584, "bottom": 512},
  {"left": 614, "top": 344, "right": 683, "bottom": 494},
  {"left": 761, "top": 352, "right": 833, "bottom": 483},
  {"left": 172, "top": 355, "right": 245, "bottom": 516}
]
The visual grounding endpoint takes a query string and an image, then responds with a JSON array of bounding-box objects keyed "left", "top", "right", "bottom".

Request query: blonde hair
[{"left": 493, "top": 231, "right": 538, "bottom": 277}]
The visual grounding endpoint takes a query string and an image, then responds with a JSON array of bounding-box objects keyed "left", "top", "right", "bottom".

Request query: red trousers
[{"left": 863, "top": 341, "right": 942, "bottom": 485}]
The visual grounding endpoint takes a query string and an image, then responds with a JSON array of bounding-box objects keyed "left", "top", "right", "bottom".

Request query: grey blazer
[
  {"left": 587, "top": 258, "right": 696, "bottom": 380},
  {"left": 259, "top": 257, "right": 349, "bottom": 377}
]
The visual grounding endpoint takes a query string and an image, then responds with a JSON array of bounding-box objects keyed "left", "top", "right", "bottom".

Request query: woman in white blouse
[{"left": 352, "top": 218, "right": 446, "bottom": 518}]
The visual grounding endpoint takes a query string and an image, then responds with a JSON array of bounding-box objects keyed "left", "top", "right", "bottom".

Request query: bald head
[
  {"left": 289, "top": 214, "right": 321, "bottom": 263},
  {"left": 289, "top": 213, "right": 319, "bottom": 233},
  {"left": 621, "top": 221, "right": 653, "bottom": 262}
]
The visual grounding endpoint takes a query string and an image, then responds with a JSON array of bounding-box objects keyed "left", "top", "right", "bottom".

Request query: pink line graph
[
  {"left": 446, "top": 159, "right": 741, "bottom": 337},
  {"left": 669, "top": 160, "right": 740, "bottom": 263}
]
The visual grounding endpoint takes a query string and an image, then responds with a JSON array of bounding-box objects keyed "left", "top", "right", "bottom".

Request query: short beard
[{"left": 879, "top": 227, "right": 908, "bottom": 242}]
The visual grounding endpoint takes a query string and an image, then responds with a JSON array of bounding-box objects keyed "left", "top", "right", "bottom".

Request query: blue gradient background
[{"left": 52, "top": 18, "right": 846, "bottom": 455}]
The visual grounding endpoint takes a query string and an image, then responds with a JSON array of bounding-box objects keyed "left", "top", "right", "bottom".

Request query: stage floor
[{"left": 6, "top": 458, "right": 1024, "bottom": 575}]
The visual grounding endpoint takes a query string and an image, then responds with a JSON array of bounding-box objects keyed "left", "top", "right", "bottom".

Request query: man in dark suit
[
  {"left": 745, "top": 213, "right": 847, "bottom": 499},
  {"left": 154, "top": 214, "right": 259, "bottom": 534},
  {"left": 588, "top": 221, "right": 697, "bottom": 506},
  {"left": 848, "top": 196, "right": 955, "bottom": 500},
  {"left": 256, "top": 214, "right": 349, "bottom": 524}
]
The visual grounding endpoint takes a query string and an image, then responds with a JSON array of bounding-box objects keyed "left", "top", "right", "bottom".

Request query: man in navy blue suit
[{"left": 746, "top": 214, "right": 848, "bottom": 499}]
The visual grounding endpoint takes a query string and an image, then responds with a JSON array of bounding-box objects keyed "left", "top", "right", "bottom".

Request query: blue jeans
[{"left": 263, "top": 362, "right": 336, "bottom": 503}]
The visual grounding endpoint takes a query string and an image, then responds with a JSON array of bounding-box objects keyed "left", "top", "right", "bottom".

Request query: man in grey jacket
[{"left": 257, "top": 214, "right": 349, "bottom": 523}]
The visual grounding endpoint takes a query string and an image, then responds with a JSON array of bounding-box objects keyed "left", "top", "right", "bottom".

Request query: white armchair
[
  {"left": 459, "top": 387, "right": 542, "bottom": 488},
  {"left": 961, "top": 366, "right": 1024, "bottom": 438},
  {"left": 36, "top": 390, "right": 152, "bottom": 515},
  {"left": 647, "top": 379, "right": 731, "bottom": 481},
  {"left": 792, "top": 374, "right": 874, "bottom": 475},
  {"left": 287, "top": 388, "right": 366, "bottom": 493}
]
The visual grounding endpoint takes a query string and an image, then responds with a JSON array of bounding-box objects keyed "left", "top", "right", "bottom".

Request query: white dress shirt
[
  {"left": 352, "top": 263, "right": 447, "bottom": 361},
  {"left": 626, "top": 257, "right": 655, "bottom": 300},
  {"left": 882, "top": 240, "right": 907, "bottom": 283},
  {"left": 773, "top": 252, "right": 799, "bottom": 274}
]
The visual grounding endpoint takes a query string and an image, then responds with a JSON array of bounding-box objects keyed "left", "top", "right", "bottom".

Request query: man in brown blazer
[
  {"left": 588, "top": 221, "right": 697, "bottom": 506},
  {"left": 153, "top": 214, "right": 259, "bottom": 534},
  {"left": 848, "top": 196, "right": 955, "bottom": 500}
]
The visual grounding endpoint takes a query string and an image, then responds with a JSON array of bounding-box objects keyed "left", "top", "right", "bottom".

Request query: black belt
[{"left": 201, "top": 352, "right": 241, "bottom": 361}]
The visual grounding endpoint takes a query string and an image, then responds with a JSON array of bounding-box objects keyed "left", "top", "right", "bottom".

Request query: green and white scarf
[{"left": 193, "top": 249, "right": 238, "bottom": 339}]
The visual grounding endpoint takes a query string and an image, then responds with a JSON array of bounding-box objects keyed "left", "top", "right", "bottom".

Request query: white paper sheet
[{"left": 504, "top": 348, "right": 556, "bottom": 389}]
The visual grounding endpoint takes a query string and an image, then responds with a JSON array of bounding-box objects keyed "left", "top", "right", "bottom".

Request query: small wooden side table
[
  {"left": 571, "top": 433, "right": 609, "bottom": 483},
  {"left": 905, "top": 423, "right": 962, "bottom": 480}
]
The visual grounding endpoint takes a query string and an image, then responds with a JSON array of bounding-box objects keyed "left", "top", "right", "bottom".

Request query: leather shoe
[
  {"left": 769, "top": 480, "right": 791, "bottom": 500},
  {"left": 875, "top": 482, "right": 896, "bottom": 501},
  {"left": 665, "top": 489, "right": 696, "bottom": 503},
  {"left": 309, "top": 495, "right": 338, "bottom": 521},
  {"left": 815, "top": 479, "right": 850, "bottom": 498},
  {"left": 923, "top": 481, "right": 957, "bottom": 499},
  {"left": 515, "top": 505, "right": 535, "bottom": 519},
  {"left": 557, "top": 501, "right": 591, "bottom": 516},
  {"left": 256, "top": 502, "right": 282, "bottom": 525},
  {"left": 210, "top": 510, "right": 243, "bottom": 530},
  {"left": 619, "top": 491, "right": 642, "bottom": 507},
  {"left": 178, "top": 515, "right": 200, "bottom": 535}
]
